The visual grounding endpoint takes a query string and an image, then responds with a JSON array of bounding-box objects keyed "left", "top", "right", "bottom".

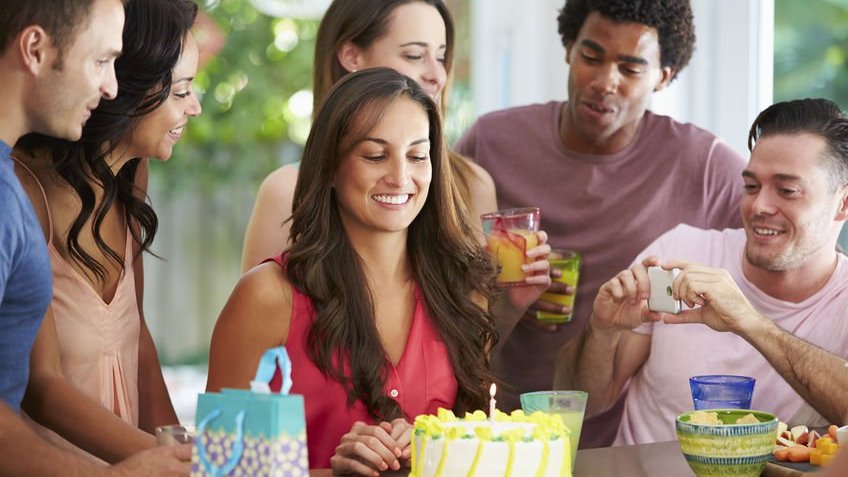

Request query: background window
[
  {"left": 773, "top": 0, "right": 848, "bottom": 106},
  {"left": 773, "top": 0, "right": 848, "bottom": 248}
]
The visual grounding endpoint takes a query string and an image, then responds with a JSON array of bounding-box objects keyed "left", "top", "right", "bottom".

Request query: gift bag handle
[
  {"left": 196, "top": 409, "right": 246, "bottom": 477},
  {"left": 251, "top": 346, "right": 292, "bottom": 395}
]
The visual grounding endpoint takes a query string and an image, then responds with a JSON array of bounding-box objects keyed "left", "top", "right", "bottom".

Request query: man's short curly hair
[{"left": 557, "top": 0, "right": 695, "bottom": 82}]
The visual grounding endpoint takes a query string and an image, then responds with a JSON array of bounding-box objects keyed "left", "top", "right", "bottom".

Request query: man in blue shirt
[{"left": 0, "top": 0, "right": 188, "bottom": 474}]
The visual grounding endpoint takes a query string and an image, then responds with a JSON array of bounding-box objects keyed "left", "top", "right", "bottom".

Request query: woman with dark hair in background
[
  {"left": 240, "top": 0, "right": 498, "bottom": 271},
  {"left": 12, "top": 0, "right": 201, "bottom": 463},
  {"left": 207, "top": 68, "right": 551, "bottom": 475}
]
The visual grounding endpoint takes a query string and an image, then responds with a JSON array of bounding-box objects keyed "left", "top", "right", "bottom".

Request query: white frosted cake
[{"left": 410, "top": 409, "right": 572, "bottom": 477}]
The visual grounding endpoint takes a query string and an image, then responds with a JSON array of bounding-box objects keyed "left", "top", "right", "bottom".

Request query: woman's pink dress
[{"left": 16, "top": 157, "right": 140, "bottom": 462}]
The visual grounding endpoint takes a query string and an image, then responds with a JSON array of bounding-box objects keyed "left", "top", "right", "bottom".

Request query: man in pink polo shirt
[{"left": 556, "top": 98, "right": 848, "bottom": 444}]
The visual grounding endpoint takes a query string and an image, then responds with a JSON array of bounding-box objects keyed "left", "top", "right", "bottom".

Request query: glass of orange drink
[{"left": 480, "top": 208, "right": 541, "bottom": 286}]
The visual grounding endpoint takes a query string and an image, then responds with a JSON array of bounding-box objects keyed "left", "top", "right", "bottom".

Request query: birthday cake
[{"left": 410, "top": 408, "right": 572, "bottom": 477}]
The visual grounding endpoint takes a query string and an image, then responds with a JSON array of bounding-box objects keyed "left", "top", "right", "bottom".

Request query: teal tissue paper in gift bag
[{"left": 191, "top": 347, "right": 308, "bottom": 477}]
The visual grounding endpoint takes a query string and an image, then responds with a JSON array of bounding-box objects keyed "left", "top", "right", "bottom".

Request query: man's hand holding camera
[
  {"left": 661, "top": 260, "right": 764, "bottom": 336},
  {"left": 591, "top": 257, "right": 766, "bottom": 338},
  {"left": 590, "top": 256, "right": 664, "bottom": 333}
]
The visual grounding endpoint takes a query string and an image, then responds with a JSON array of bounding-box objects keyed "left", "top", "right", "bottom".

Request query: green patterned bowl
[{"left": 675, "top": 409, "right": 778, "bottom": 477}]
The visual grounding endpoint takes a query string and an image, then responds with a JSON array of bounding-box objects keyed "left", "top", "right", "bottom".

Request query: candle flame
[{"left": 489, "top": 383, "right": 496, "bottom": 397}]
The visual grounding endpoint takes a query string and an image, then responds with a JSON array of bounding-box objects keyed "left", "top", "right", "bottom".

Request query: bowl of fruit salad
[
  {"left": 676, "top": 409, "right": 778, "bottom": 477},
  {"left": 773, "top": 422, "right": 843, "bottom": 467}
]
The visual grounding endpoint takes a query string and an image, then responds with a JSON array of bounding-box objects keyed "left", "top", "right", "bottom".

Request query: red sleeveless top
[{"left": 266, "top": 255, "right": 458, "bottom": 469}]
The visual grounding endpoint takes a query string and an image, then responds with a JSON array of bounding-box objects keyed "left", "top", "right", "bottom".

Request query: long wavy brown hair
[
  {"left": 287, "top": 68, "right": 498, "bottom": 420},
  {"left": 312, "top": 0, "right": 477, "bottom": 210},
  {"left": 16, "top": 0, "right": 198, "bottom": 282}
]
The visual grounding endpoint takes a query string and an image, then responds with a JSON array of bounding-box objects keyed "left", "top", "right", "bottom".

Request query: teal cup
[{"left": 520, "top": 390, "right": 587, "bottom": 471}]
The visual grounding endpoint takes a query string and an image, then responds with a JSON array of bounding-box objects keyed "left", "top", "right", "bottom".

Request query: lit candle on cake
[{"left": 489, "top": 383, "right": 497, "bottom": 423}]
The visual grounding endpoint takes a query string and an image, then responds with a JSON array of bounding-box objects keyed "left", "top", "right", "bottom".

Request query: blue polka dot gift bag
[{"left": 191, "top": 347, "right": 309, "bottom": 477}]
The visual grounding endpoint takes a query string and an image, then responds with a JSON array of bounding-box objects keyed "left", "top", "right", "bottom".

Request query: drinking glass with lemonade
[
  {"left": 536, "top": 249, "right": 581, "bottom": 323},
  {"left": 480, "top": 208, "right": 540, "bottom": 285},
  {"left": 520, "top": 390, "right": 587, "bottom": 471}
]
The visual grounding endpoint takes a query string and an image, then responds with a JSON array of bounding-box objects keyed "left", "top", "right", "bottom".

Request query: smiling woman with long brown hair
[
  {"left": 207, "top": 68, "right": 551, "bottom": 475},
  {"left": 239, "top": 0, "right": 498, "bottom": 272}
]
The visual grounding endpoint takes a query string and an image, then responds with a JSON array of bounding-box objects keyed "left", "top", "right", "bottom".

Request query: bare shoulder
[
  {"left": 464, "top": 160, "right": 498, "bottom": 217},
  {"left": 242, "top": 165, "right": 299, "bottom": 270},
  {"left": 12, "top": 161, "right": 45, "bottom": 212},
  {"left": 10, "top": 149, "right": 51, "bottom": 237},
  {"left": 257, "top": 164, "right": 300, "bottom": 205},
  {"left": 465, "top": 161, "right": 495, "bottom": 189},
  {"left": 215, "top": 261, "right": 293, "bottom": 341},
  {"left": 233, "top": 262, "right": 292, "bottom": 319},
  {"left": 208, "top": 261, "right": 294, "bottom": 390}
]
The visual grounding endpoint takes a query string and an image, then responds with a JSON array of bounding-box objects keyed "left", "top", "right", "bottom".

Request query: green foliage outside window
[
  {"left": 154, "top": 0, "right": 319, "bottom": 194},
  {"left": 774, "top": 0, "right": 848, "bottom": 247},
  {"left": 774, "top": 0, "right": 848, "bottom": 108}
]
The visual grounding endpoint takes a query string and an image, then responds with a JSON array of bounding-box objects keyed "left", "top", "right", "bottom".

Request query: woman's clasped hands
[{"left": 330, "top": 418, "right": 412, "bottom": 476}]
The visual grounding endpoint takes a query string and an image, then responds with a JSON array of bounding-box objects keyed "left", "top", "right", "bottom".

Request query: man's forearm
[
  {"left": 490, "top": 294, "right": 525, "bottom": 354},
  {"left": 553, "top": 326, "right": 586, "bottom": 391},
  {"left": 555, "top": 320, "right": 628, "bottom": 417},
  {"left": 744, "top": 318, "right": 848, "bottom": 424},
  {"left": 24, "top": 375, "right": 155, "bottom": 463},
  {"left": 0, "top": 403, "right": 111, "bottom": 477}
]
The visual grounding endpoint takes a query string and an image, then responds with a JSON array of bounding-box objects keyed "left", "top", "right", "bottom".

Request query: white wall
[
  {"left": 469, "top": 0, "right": 567, "bottom": 115},
  {"left": 468, "top": 0, "right": 775, "bottom": 157},
  {"left": 653, "top": 0, "right": 773, "bottom": 156}
]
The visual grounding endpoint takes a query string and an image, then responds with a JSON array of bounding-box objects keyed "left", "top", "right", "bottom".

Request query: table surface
[{"left": 309, "top": 440, "right": 804, "bottom": 477}]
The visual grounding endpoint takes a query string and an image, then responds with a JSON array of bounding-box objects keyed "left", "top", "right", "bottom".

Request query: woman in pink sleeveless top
[
  {"left": 207, "top": 69, "right": 552, "bottom": 475},
  {"left": 12, "top": 0, "right": 201, "bottom": 463}
]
